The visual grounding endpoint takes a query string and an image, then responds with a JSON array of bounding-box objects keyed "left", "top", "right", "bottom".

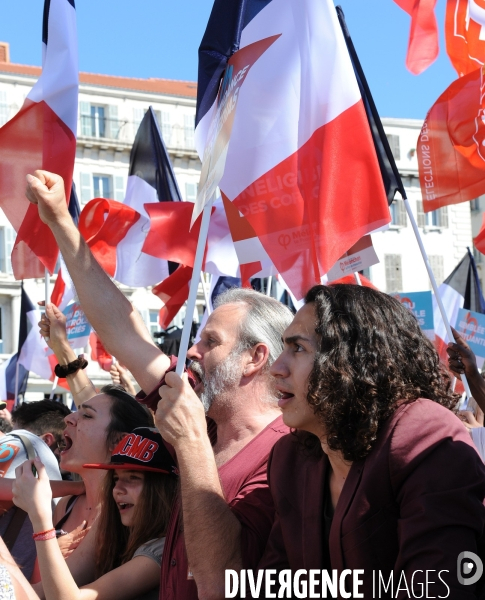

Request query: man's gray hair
[{"left": 214, "top": 287, "right": 294, "bottom": 368}]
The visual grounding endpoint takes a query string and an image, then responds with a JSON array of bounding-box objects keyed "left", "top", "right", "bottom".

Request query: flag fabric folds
[
  {"left": 0, "top": 0, "right": 78, "bottom": 279},
  {"left": 474, "top": 212, "right": 485, "bottom": 255},
  {"left": 90, "top": 332, "right": 113, "bottom": 372},
  {"left": 195, "top": 0, "right": 390, "bottom": 301},
  {"left": 417, "top": 66, "right": 485, "bottom": 211},
  {"left": 446, "top": 0, "right": 485, "bottom": 77},
  {"left": 393, "top": 0, "right": 439, "bottom": 75},
  {"left": 433, "top": 249, "right": 485, "bottom": 362}
]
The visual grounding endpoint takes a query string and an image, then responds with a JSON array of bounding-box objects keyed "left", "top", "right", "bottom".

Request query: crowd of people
[{"left": 0, "top": 169, "right": 484, "bottom": 599}]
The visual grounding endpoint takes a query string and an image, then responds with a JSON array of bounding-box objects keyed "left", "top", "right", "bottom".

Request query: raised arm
[
  {"left": 26, "top": 171, "right": 170, "bottom": 393},
  {"left": 447, "top": 327, "right": 485, "bottom": 412},
  {"left": 13, "top": 459, "right": 160, "bottom": 600},
  {"left": 39, "top": 303, "right": 96, "bottom": 408}
]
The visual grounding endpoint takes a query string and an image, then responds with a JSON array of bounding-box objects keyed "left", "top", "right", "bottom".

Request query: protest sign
[
  {"left": 63, "top": 302, "right": 91, "bottom": 349},
  {"left": 392, "top": 291, "right": 434, "bottom": 341},
  {"left": 326, "top": 235, "right": 379, "bottom": 282},
  {"left": 455, "top": 308, "right": 485, "bottom": 369}
]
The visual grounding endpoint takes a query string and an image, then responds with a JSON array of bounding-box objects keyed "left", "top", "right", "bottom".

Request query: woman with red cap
[{"left": 11, "top": 427, "right": 178, "bottom": 600}]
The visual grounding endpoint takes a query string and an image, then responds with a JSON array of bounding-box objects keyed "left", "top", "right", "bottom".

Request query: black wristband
[{"left": 54, "top": 356, "right": 88, "bottom": 378}]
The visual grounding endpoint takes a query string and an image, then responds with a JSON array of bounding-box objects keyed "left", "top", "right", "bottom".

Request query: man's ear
[
  {"left": 39, "top": 432, "right": 56, "bottom": 448},
  {"left": 243, "top": 343, "right": 270, "bottom": 378}
]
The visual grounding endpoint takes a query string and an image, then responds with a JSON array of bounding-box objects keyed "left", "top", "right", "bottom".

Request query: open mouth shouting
[
  {"left": 188, "top": 362, "right": 204, "bottom": 393},
  {"left": 117, "top": 502, "right": 134, "bottom": 513},
  {"left": 59, "top": 432, "right": 73, "bottom": 455},
  {"left": 277, "top": 389, "right": 295, "bottom": 408}
]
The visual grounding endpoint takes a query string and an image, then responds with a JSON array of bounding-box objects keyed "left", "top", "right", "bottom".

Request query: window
[
  {"left": 474, "top": 246, "right": 483, "bottom": 265},
  {"left": 0, "top": 226, "right": 14, "bottom": 274},
  {"left": 471, "top": 198, "right": 480, "bottom": 211},
  {"left": 386, "top": 134, "right": 400, "bottom": 161},
  {"left": 416, "top": 201, "right": 448, "bottom": 228},
  {"left": 384, "top": 254, "right": 402, "bottom": 293},
  {"left": 149, "top": 310, "right": 160, "bottom": 337},
  {"left": 390, "top": 201, "right": 406, "bottom": 227},
  {"left": 185, "top": 182, "right": 197, "bottom": 202},
  {"left": 0, "top": 90, "right": 8, "bottom": 127},
  {"left": 428, "top": 255, "right": 444, "bottom": 286},
  {"left": 93, "top": 175, "right": 112, "bottom": 199},
  {"left": 79, "top": 102, "right": 119, "bottom": 139},
  {"left": 184, "top": 114, "right": 195, "bottom": 149}
]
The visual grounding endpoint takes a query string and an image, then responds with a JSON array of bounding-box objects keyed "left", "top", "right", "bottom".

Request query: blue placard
[
  {"left": 455, "top": 308, "right": 485, "bottom": 368},
  {"left": 392, "top": 291, "right": 434, "bottom": 338},
  {"left": 63, "top": 302, "right": 91, "bottom": 348}
]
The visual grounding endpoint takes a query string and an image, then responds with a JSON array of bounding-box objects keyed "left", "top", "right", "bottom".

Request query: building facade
[{"left": 0, "top": 43, "right": 475, "bottom": 400}]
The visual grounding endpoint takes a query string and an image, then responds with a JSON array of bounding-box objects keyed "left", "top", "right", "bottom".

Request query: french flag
[
  {"left": 0, "top": 0, "right": 78, "bottom": 280},
  {"left": 195, "top": 0, "right": 391, "bottom": 301},
  {"left": 433, "top": 249, "right": 485, "bottom": 363},
  {"left": 0, "top": 284, "right": 33, "bottom": 401}
]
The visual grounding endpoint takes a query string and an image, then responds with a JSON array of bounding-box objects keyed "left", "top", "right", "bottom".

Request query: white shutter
[
  {"left": 416, "top": 200, "right": 426, "bottom": 228},
  {"left": 79, "top": 101, "right": 91, "bottom": 136},
  {"left": 114, "top": 176, "right": 125, "bottom": 201},
  {"left": 185, "top": 182, "right": 197, "bottom": 202},
  {"left": 184, "top": 114, "right": 195, "bottom": 149},
  {"left": 0, "top": 90, "right": 8, "bottom": 126},
  {"left": 161, "top": 111, "right": 171, "bottom": 145},
  {"left": 80, "top": 173, "right": 92, "bottom": 203},
  {"left": 398, "top": 201, "right": 407, "bottom": 227},
  {"left": 384, "top": 254, "right": 402, "bottom": 293},
  {"left": 428, "top": 255, "right": 444, "bottom": 286},
  {"left": 108, "top": 105, "right": 119, "bottom": 139},
  {"left": 438, "top": 206, "right": 449, "bottom": 228},
  {"left": 133, "top": 108, "right": 144, "bottom": 136}
]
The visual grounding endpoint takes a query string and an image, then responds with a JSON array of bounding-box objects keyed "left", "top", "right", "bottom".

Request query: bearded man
[{"left": 26, "top": 170, "right": 293, "bottom": 600}]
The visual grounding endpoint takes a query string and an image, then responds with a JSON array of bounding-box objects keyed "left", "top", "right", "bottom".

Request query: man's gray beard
[{"left": 190, "top": 350, "right": 244, "bottom": 413}]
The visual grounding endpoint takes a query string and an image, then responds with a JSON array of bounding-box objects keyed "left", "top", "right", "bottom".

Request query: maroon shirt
[{"left": 159, "top": 415, "right": 289, "bottom": 600}]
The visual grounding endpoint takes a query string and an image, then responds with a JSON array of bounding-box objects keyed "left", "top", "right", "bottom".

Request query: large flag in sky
[
  {"left": 417, "top": 66, "right": 485, "bottom": 211},
  {"left": 0, "top": 284, "right": 33, "bottom": 401},
  {"left": 0, "top": 0, "right": 78, "bottom": 279},
  {"left": 446, "top": 0, "right": 485, "bottom": 77},
  {"left": 195, "top": 0, "right": 390, "bottom": 301},
  {"left": 433, "top": 249, "right": 485, "bottom": 362},
  {"left": 392, "top": 0, "right": 439, "bottom": 74}
]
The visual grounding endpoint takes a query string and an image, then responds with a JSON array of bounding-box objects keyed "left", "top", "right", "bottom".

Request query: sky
[{"left": 0, "top": 0, "right": 457, "bottom": 120}]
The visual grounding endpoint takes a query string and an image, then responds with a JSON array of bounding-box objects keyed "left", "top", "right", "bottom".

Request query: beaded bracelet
[{"left": 32, "top": 528, "right": 56, "bottom": 541}]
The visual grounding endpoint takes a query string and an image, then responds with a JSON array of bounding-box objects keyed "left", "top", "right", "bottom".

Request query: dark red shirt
[{"left": 159, "top": 415, "right": 289, "bottom": 600}]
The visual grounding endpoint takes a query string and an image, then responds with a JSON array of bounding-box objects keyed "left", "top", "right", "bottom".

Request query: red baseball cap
[{"left": 84, "top": 427, "right": 178, "bottom": 475}]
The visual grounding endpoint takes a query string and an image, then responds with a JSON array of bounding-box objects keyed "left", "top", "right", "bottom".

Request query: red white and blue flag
[
  {"left": 0, "top": 0, "right": 78, "bottom": 279},
  {"left": 195, "top": 0, "right": 391, "bottom": 301},
  {"left": 433, "top": 249, "right": 485, "bottom": 363}
]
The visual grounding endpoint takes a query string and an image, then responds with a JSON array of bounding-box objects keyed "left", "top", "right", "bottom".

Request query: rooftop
[{"left": 0, "top": 41, "right": 197, "bottom": 99}]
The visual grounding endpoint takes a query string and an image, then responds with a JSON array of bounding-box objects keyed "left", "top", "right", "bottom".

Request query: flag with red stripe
[
  {"left": 446, "top": 0, "right": 485, "bottom": 77},
  {"left": 195, "top": 0, "right": 390, "bottom": 301},
  {"left": 0, "top": 0, "right": 77, "bottom": 279},
  {"left": 433, "top": 249, "right": 485, "bottom": 364}
]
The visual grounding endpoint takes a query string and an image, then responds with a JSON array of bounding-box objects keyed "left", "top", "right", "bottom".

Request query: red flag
[
  {"left": 446, "top": 0, "right": 485, "bottom": 77},
  {"left": 417, "top": 66, "right": 485, "bottom": 211},
  {"left": 0, "top": 0, "right": 78, "bottom": 279},
  {"left": 90, "top": 332, "right": 113, "bottom": 372},
  {"left": 152, "top": 265, "right": 194, "bottom": 329},
  {"left": 393, "top": 0, "right": 439, "bottom": 74}
]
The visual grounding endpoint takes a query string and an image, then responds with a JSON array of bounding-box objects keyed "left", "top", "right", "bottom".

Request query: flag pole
[
  {"left": 266, "top": 276, "right": 273, "bottom": 296},
  {"left": 200, "top": 272, "right": 212, "bottom": 316},
  {"left": 176, "top": 204, "right": 213, "bottom": 376},
  {"left": 44, "top": 267, "right": 50, "bottom": 305},
  {"left": 353, "top": 272, "right": 362, "bottom": 286},
  {"left": 49, "top": 377, "right": 58, "bottom": 399},
  {"left": 403, "top": 197, "right": 472, "bottom": 398}
]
